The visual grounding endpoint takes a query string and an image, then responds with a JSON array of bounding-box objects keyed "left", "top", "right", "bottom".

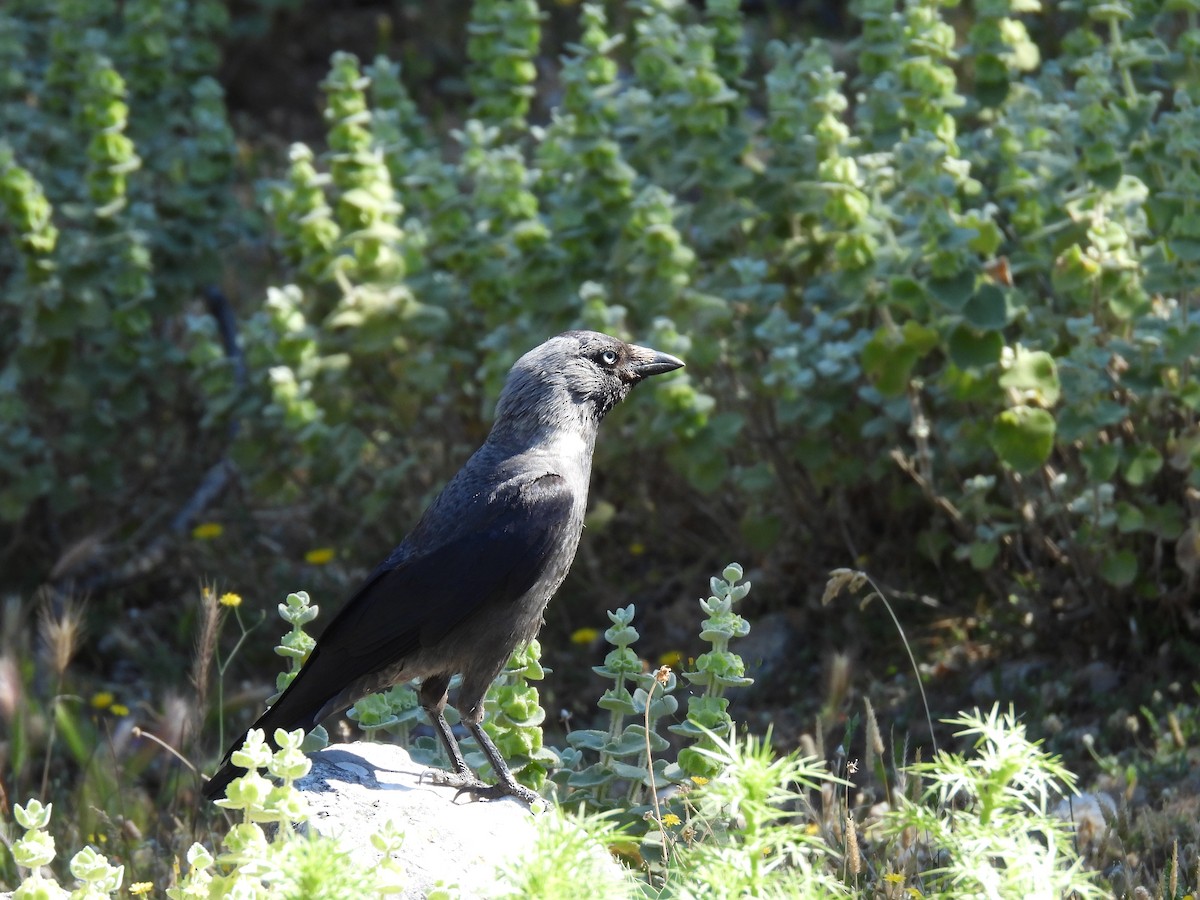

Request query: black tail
[{"left": 202, "top": 654, "right": 333, "bottom": 801}]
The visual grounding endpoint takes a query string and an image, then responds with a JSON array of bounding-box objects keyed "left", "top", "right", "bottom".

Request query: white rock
[{"left": 296, "top": 741, "right": 538, "bottom": 899}]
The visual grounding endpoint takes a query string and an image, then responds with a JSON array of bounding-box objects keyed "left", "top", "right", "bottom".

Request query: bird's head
[{"left": 492, "top": 330, "right": 685, "bottom": 436}]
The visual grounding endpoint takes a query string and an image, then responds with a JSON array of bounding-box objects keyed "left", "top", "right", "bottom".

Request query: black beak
[{"left": 629, "top": 345, "right": 685, "bottom": 379}]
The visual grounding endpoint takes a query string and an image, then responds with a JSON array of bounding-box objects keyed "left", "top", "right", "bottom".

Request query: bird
[{"left": 203, "top": 330, "right": 684, "bottom": 803}]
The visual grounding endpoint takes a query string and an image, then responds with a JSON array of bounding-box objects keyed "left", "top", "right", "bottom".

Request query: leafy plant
[
  {"left": 668, "top": 563, "right": 753, "bottom": 779},
  {"left": 470, "top": 639, "right": 560, "bottom": 791},
  {"left": 222, "top": 0, "right": 1200, "bottom": 644},
  {"left": 559, "top": 603, "right": 681, "bottom": 806},
  {"left": 880, "top": 705, "right": 1100, "bottom": 900},
  {"left": 0, "top": 0, "right": 244, "bottom": 592},
  {"left": 665, "top": 727, "right": 850, "bottom": 900},
  {"left": 6, "top": 798, "right": 125, "bottom": 899},
  {"left": 2, "top": 728, "right": 407, "bottom": 898}
]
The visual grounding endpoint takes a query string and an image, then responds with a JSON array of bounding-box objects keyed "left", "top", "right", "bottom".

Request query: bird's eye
[{"left": 599, "top": 349, "right": 619, "bottom": 366}]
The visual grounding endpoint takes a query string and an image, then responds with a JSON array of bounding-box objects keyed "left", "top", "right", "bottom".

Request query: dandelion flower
[
  {"left": 570, "top": 627, "right": 599, "bottom": 645},
  {"left": 658, "top": 649, "right": 683, "bottom": 668},
  {"left": 192, "top": 522, "right": 224, "bottom": 540},
  {"left": 218, "top": 592, "right": 242, "bottom": 608},
  {"left": 305, "top": 547, "right": 336, "bottom": 565}
]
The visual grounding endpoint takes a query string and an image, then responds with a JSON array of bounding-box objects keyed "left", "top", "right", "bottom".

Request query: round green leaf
[
  {"left": 1115, "top": 502, "right": 1145, "bottom": 534},
  {"left": 1168, "top": 238, "right": 1200, "bottom": 263},
  {"left": 890, "top": 276, "right": 928, "bottom": 308},
  {"left": 1099, "top": 550, "right": 1137, "bottom": 588},
  {"left": 990, "top": 406, "right": 1056, "bottom": 473},
  {"left": 968, "top": 539, "right": 1000, "bottom": 571},
  {"left": 1142, "top": 502, "right": 1185, "bottom": 540},
  {"left": 999, "top": 348, "right": 1061, "bottom": 406},
  {"left": 1080, "top": 443, "right": 1120, "bottom": 482},
  {"left": 1052, "top": 244, "right": 1101, "bottom": 294},
  {"left": 928, "top": 270, "right": 978, "bottom": 311},
  {"left": 862, "top": 332, "right": 919, "bottom": 397},
  {"left": 1124, "top": 445, "right": 1162, "bottom": 486},
  {"left": 1165, "top": 324, "right": 1200, "bottom": 365},
  {"left": 963, "top": 284, "right": 1009, "bottom": 331},
  {"left": 901, "top": 319, "right": 940, "bottom": 354},
  {"left": 948, "top": 324, "right": 1004, "bottom": 369}
]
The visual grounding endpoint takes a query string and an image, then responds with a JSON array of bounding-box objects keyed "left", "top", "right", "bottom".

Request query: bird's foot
[{"left": 422, "top": 768, "right": 539, "bottom": 805}]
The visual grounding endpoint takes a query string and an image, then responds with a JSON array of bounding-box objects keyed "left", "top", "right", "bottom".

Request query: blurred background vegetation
[{"left": 2, "top": 0, "right": 1200, "bottom": 892}]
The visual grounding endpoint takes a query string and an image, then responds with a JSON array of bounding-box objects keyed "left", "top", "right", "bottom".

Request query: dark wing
[
  {"left": 321, "top": 471, "right": 575, "bottom": 669},
  {"left": 203, "top": 473, "right": 574, "bottom": 800}
]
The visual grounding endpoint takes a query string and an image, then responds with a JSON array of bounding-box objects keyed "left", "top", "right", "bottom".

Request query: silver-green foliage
[
  {"left": 668, "top": 728, "right": 850, "bottom": 900},
  {"left": 4, "top": 731, "right": 407, "bottom": 898},
  {"left": 493, "top": 807, "right": 638, "bottom": 900},
  {"left": 668, "top": 563, "right": 753, "bottom": 779},
  {"left": 5, "top": 0, "right": 1200, "bottom": 615},
  {"left": 881, "top": 705, "right": 1101, "bottom": 899},
  {"left": 560, "top": 603, "right": 682, "bottom": 806},
  {"left": 246, "top": 0, "right": 1200, "bottom": 608},
  {"left": 0, "top": 0, "right": 239, "bottom": 545},
  {"left": 243, "top": 2, "right": 710, "bottom": 557}
]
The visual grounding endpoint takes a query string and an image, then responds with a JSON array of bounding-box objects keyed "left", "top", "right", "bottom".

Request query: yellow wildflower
[
  {"left": 658, "top": 649, "right": 683, "bottom": 668},
  {"left": 629, "top": 542, "right": 645, "bottom": 556},
  {"left": 661, "top": 813, "right": 681, "bottom": 827},
  {"left": 690, "top": 775, "right": 709, "bottom": 786},
  {"left": 884, "top": 874, "right": 905, "bottom": 885},
  {"left": 192, "top": 522, "right": 223, "bottom": 540},
  {"left": 130, "top": 883, "right": 154, "bottom": 895},
  {"left": 218, "top": 592, "right": 242, "bottom": 608},
  {"left": 570, "top": 627, "right": 599, "bottom": 645},
  {"left": 110, "top": 703, "right": 129, "bottom": 717},
  {"left": 91, "top": 692, "right": 114, "bottom": 710},
  {"left": 305, "top": 547, "right": 336, "bottom": 565}
]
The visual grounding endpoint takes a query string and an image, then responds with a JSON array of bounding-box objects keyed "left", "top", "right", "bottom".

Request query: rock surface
[{"left": 297, "top": 741, "right": 537, "bottom": 899}]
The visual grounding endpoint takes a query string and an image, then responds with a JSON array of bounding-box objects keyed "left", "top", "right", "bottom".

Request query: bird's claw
[{"left": 423, "top": 769, "right": 539, "bottom": 804}]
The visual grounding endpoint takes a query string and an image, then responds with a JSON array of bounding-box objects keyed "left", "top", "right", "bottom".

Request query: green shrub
[
  {"left": 2, "top": 733, "right": 407, "bottom": 898},
  {"left": 880, "top": 705, "right": 1100, "bottom": 899},
  {"left": 0, "top": 0, "right": 244, "bottom": 581},
  {"left": 10, "top": 0, "right": 1196, "bottom": 641},
  {"left": 235, "top": 0, "right": 1200, "bottom": 631}
]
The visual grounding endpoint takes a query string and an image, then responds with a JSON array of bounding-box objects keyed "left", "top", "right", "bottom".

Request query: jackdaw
[{"left": 204, "top": 330, "right": 684, "bottom": 803}]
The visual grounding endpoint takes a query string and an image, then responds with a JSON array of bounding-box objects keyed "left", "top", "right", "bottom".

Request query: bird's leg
[
  {"left": 423, "top": 712, "right": 538, "bottom": 803},
  {"left": 419, "top": 683, "right": 538, "bottom": 804},
  {"left": 417, "top": 676, "right": 472, "bottom": 779},
  {"left": 462, "top": 720, "right": 539, "bottom": 805},
  {"left": 417, "top": 677, "right": 499, "bottom": 798},
  {"left": 426, "top": 706, "right": 472, "bottom": 778}
]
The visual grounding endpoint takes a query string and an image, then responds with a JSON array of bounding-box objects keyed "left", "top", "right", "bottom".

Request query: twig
[
  {"left": 823, "top": 569, "right": 938, "bottom": 756},
  {"left": 643, "top": 668, "right": 672, "bottom": 869},
  {"left": 132, "top": 726, "right": 201, "bottom": 775}
]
